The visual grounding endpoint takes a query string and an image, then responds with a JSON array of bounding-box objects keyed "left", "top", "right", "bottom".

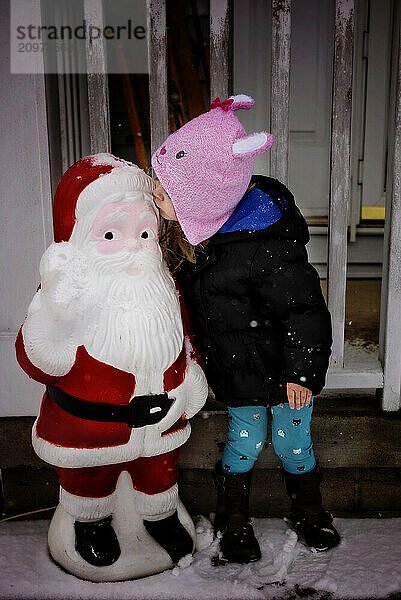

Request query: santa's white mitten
[
  {"left": 39, "top": 242, "right": 89, "bottom": 320},
  {"left": 21, "top": 242, "right": 90, "bottom": 376},
  {"left": 182, "top": 360, "right": 209, "bottom": 420}
]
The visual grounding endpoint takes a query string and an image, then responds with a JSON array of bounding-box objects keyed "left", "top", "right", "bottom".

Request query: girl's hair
[{"left": 160, "top": 181, "right": 257, "bottom": 272}]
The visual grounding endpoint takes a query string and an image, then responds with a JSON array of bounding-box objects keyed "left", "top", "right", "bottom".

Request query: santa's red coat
[
  {"left": 16, "top": 330, "right": 192, "bottom": 496},
  {"left": 16, "top": 329, "right": 188, "bottom": 449},
  {"left": 15, "top": 281, "right": 205, "bottom": 497}
]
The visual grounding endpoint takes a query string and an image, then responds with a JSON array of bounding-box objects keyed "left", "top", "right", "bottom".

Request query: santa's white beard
[
  {"left": 48, "top": 239, "right": 183, "bottom": 395},
  {"left": 79, "top": 254, "right": 184, "bottom": 393},
  {"left": 22, "top": 238, "right": 185, "bottom": 390}
]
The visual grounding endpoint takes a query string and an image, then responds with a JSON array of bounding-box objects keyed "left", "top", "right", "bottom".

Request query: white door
[
  {"left": 233, "top": 0, "right": 334, "bottom": 217},
  {"left": 233, "top": 0, "right": 392, "bottom": 276},
  {"left": 351, "top": 0, "right": 392, "bottom": 223}
]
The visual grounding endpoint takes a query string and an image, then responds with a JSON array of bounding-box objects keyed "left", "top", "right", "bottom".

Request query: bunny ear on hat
[
  {"left": 209, "top": 93, "right": 273, "bottom": 158},
  {"left": 210, "top": 94, "right": 255, "bottom": 111},
  {"left": 227, "top": 94, "right": 255, "bottom": 110},
  {"left": 232, "top": 131, "right": 274, "bottom": 159}
]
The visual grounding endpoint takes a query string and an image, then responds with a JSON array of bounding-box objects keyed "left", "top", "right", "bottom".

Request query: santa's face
[
  {"left": 80, "top": 193, "right": 182, "bottom": 377},
  {"left": 89, "top": 195, "right": 160, "bottom": 278}
]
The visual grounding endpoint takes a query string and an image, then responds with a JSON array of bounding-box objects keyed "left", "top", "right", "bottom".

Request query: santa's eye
[
  {"left": 103, "top": 230, "right": 121, "bottom": 241},
  {"left": 140, "top": 229, "right": 155, "bottom": 240},
  {"left": 175, "top": 150, "right": 186, "bottom": 159}
]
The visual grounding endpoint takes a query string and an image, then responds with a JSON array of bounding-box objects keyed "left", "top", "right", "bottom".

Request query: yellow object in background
[{"left": 361, "top": 206, "right": 385, "bottom": 220}]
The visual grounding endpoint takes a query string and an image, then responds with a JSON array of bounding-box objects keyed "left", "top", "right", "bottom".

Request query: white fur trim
[
  {"left": 32, "top": 360, "right": 207, "bottom": 468},
  {"left": 89, "top": 154, "right": 142, "bottom": 170},
  {"left": 76, "top": 169, "right": 154, "bottom": 222},
  {"left": 60, "top": 487, "right": 115, "bottom": 521},
  {"left": 134, "top": 484, "right": 178, "bottom": 521},
  {"left": 48, "top": 472, "right": 176, "bottom": 581},
  {"left": 32, "top": 419, "right": 190, "bottom": 469}
]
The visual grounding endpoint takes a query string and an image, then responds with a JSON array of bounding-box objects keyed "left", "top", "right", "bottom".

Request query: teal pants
[{"left": 222, "top": 398, "right": 315, "bottom": 475}]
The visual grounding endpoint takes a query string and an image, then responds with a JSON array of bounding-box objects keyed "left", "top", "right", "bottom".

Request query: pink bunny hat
[{"left": 151, "top": 94, "right": 273, "bottom": 245}]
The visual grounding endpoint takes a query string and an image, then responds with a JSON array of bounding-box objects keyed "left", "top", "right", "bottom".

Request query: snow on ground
[{"left": 1, "top": 516, "right": 401, "bottom": 600}]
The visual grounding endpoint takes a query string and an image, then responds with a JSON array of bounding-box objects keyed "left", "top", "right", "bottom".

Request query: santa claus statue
[{"left": 15, "top": 154, "right": 208, "bottom": 581}]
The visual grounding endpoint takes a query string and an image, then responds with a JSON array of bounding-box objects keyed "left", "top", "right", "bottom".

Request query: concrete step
[
  {"left": 179, "top": 467, "right": 401, "bottom": 519},
  {"left": 177, "top": 392, "right": 401, "bottom": 518},
  {"left": 1, "top": 393, "right": 400, "bottom": 519},
  {"left": 180, "top": 392, "right": 401, "bottom": 470}
]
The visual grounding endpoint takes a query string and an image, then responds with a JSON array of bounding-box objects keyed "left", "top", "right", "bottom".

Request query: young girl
[{"left": 150, "top": 94, "right": 340, "bottom": 563}]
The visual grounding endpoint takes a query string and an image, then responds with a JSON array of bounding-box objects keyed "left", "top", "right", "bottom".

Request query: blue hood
[{"left": 218, "top": 186, "right": 289, "bottom": 234}]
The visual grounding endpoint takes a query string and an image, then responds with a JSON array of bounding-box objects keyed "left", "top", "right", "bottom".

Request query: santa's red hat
[{"left": 53, "top": 154, "right": 153, "bottom": 243}]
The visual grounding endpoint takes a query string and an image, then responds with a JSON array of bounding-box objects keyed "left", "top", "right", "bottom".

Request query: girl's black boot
[
  {"left": 213, "top": 462, "right": 261, "bottom": 563},
  {"left": 283, "top": 464, "right": 340, "bottom": 552}
]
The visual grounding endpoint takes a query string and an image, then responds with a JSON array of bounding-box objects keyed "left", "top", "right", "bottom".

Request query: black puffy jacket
[{"left": 176, "top": 175, "right": 332, "bottom": 407}]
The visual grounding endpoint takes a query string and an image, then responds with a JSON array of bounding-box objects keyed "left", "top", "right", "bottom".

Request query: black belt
[{"left": 46, "top": 385, "right": 174, "bottom": 428}]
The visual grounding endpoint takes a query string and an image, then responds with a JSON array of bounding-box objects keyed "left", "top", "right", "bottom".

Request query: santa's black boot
[
  {"left": 283, "top": 464, "right": 340, "bottom": 552},
  {"left": 74, "top": 515, "right": 121, "bottom": 566},
  {"left": 144, "top": 511, "right": 194, "bottom": 563},
  {"left": 213, "top": 462, "right": 261, "bottom": 563}
]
